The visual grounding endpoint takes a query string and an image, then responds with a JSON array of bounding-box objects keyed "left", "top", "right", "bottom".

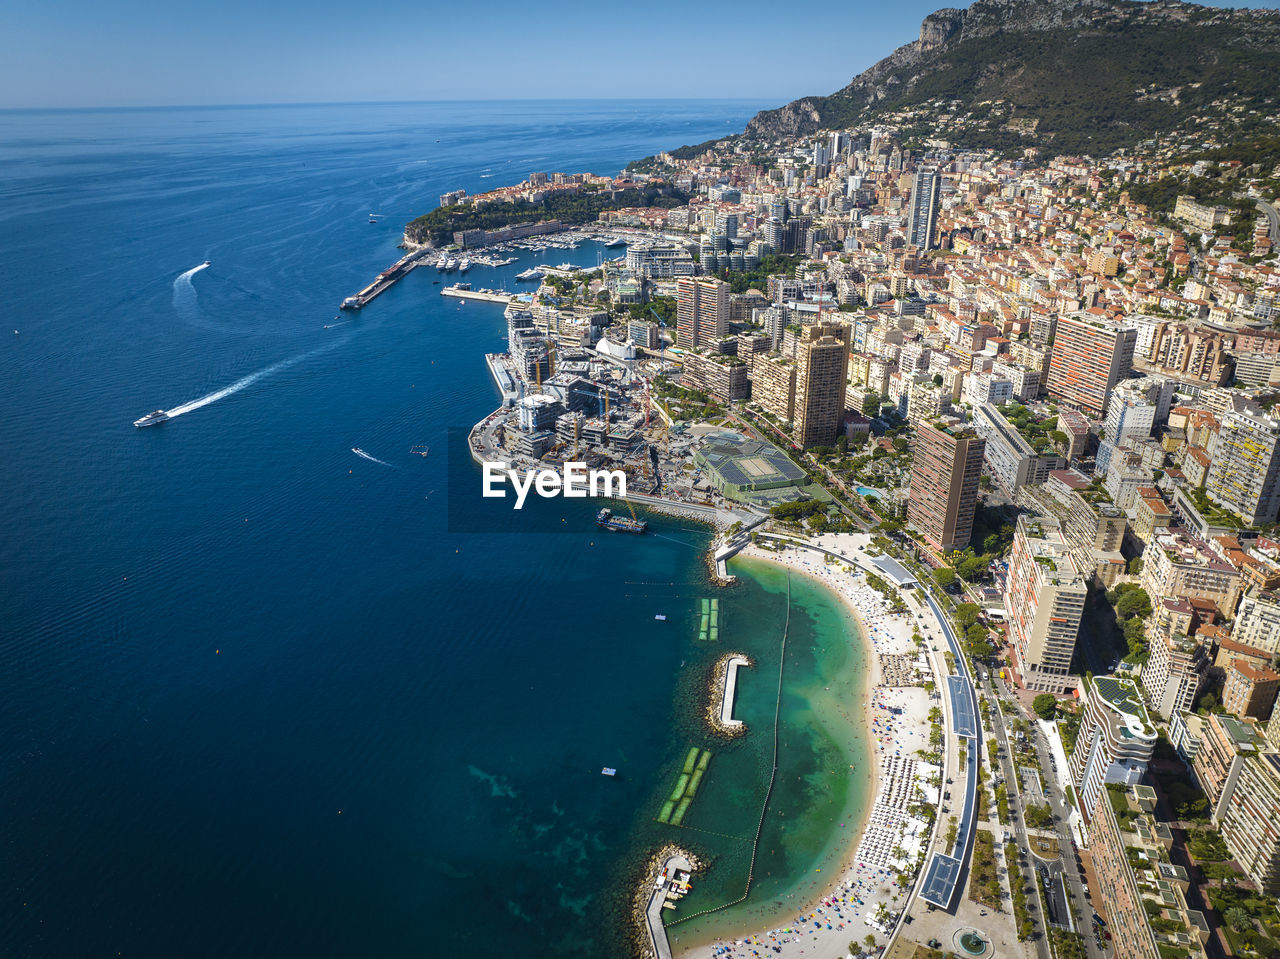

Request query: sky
[{"left": 4, "top": 0, "right": 1279, "bottom": 109}]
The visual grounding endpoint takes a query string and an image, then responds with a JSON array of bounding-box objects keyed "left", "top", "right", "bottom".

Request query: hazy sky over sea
[{"left": 6, "top": 0, "right": 1280, "bottom": 108}]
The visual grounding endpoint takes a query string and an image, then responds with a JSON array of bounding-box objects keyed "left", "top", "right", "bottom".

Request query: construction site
[{"left": 467, "top": 300, "right": 733, "bottom": 520}]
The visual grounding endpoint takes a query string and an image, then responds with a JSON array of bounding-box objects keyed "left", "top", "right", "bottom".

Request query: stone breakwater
[
  {"left": 628, "top": 844, "right": 705, "bottom": 959},
  {"left": 705, "top": 652, "right": 753, "bottom": 739}
]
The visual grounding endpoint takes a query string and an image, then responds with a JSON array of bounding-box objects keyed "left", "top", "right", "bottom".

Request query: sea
[{"left": 0, "top": 100, "right": 871, "bottom": 958}]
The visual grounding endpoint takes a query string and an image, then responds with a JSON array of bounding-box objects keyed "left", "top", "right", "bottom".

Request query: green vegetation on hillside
[
  {"left": 748, "top": 3, "right": 1280, "bottom": 158},
  {"left": 405, "top": 184, "right": 688, "bottom": 246}
]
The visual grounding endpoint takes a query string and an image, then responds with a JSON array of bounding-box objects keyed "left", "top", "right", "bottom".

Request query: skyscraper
[
  {"left": 906, "top": 167, "right": 941, "bottom": 251},
  {"left": 1003, "top": 515, "right": 1087, "bottom": 693},
  {"left": 793, "top": 321, "right": 850, "bottom": 448},
  {"left": 1046, "top": 311, "right": 1138, "bottom": 417},
  {"left": 907, "top": 420, "right": 985, "bottom": 553},
  {"left": 675, "top": 277, "right": 729, "bottom": 352},
  {"left": 1205, "top": 407, "right": 1280, "bottom": 525}
]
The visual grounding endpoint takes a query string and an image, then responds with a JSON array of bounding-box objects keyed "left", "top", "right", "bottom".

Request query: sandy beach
[{"left": 677, "top": 535, "right": 939, "bottom": 959}]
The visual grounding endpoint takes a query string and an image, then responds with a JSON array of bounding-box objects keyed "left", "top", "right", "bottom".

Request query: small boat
[
  {"left": 601, "top": 767, "right": 616, "bottom": 776},
  {"left": 654, "top": 614, "right": 667, "bottom": 621},
  {"left": 201, "top": 260, "right": 210, "bottom": 267}
]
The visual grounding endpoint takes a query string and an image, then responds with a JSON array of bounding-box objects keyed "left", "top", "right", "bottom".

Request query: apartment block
[
  {"left": 1189, "top": 712, "right": 1265, "bottom": 821},
  {"left": 1204, "top": 407, "right": 1280, "bottom": 526},
  {"left": 1004, "top": 515, "right": 1087, "bottom": 693},
  {"left": 907, "top": 420, "right": 985, "bottom": 553},
  {"left": 675, "top": 277, "right": 729, "bottom": 352},
  {"left": 1046, "top": 312, "right": 1138, "bottom": 417},
  {"left": 793, "top": 321, "right": 851, "bottom": 449},
  {"left": 1069, "top": 675, "right": 1158, "bottom": 821},
  {"left": 971, "top": 403, "right": 1065, "bottom": 496},
  {"left": 1089, "top": 784, "right": 1210, "bottom": 959},
  {"left": 752, "top": 354, "right": 797, "bottom": 423},
  {"left": 1220, "top": 749, "right": 1280, "bottom": 893}
]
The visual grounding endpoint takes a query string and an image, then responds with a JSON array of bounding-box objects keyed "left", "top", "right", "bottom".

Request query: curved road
[{"left": 1258, "top": 199, "right": 1280, "bottom": 244}]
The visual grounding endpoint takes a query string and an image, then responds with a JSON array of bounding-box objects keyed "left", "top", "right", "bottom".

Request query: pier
[
  {"left": 645, "top": 852, "right": 693, "bottom": 959},
  {"left": 441, "top": 286, "right": 518, "bottom": 304},
  {"left": 340, "top": 249, "right": 430, "bottom": 310},
  {"left": 720, "top": 656, "right": 749, "bottom": 729}
]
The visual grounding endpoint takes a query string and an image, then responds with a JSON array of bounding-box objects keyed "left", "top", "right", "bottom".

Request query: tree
[
  {"left": 933, "top": 567, "right": 958, "bottom": 588},
  {"left": 1127, "top": 556, "right": 1144, "bottom": 575},
  {"left": 1225, "top": 906, "right": 1253, "bottom": 933},
  {"left": 865, "top": 934, "right": 878, "bottom": 951},
  {"left": 955, "top": 603, "right": 981, "bottom": 629},
  {"left": 957, "top": 554, "right": 989, "bottom": 581},
  {"left": 1032, "top": 694, "right": 1057, "bottom": 720}
]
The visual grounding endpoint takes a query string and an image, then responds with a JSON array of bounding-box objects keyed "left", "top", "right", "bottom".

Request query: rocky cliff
[{"left": 743, "top": 0, "right": 1280, "bottom": 154}]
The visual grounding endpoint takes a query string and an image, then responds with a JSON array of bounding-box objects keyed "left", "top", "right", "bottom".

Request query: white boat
[
  {"left": 442, "top": 257, "right": 459, "bottom": 271},
  {"left": 605, "top": 237, "right": 626, "bottom": 248},
  {"left": 458, "top": 258, "right": 471, "bottom": 272},
  {"left": 134, "top": 409, "right": 170, "bottom": 428},
  {"left": 516, "top": 268, "right": 543, "bottom": 281},
  {"left": 436, "top": 259, "right": 448, "bottom": 272}
]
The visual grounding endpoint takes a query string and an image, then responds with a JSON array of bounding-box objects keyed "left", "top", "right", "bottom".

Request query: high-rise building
[
  {"left": 906, "top": 168, "right": 941, "bottom": 251},
  {"left": 752, "top": 353, "right": 797, "bottom": 423},
  {"left": 907, "top": 420, "right": 985, "bottom": 553},
  {"left": 1089, "top": 784, "right": 1211, "bottom": 959},
  {"left": 675, "top": 277, "right": 729, "bottom": 352},
  {"left": 1220, "top": 749, "right": 1280, "bottom": 893},
  {"left": 1069, "top": 675, "right": 1157, "bottom": 821},
  {"left": 1003, "top": 515, "right": 1087, "bottom": 693},
  {"left": 1104, "top": 380, "right": 1159, "bottom": 448},
  {"left": 1205, "top": 407, "right": 1280, "bottom": 525},
  {"left": 793, "top": 322, "right": 851, "bottom": 449},
  {"left": 1046, "top": 312, "right": 1138, "bottom": 417}
]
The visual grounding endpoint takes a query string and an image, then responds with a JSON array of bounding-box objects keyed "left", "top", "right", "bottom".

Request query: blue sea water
[{"left": 0, "top": 100, "right": 869, "bottom": 958}]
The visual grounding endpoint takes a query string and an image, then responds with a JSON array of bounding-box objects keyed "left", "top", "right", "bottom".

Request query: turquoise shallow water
[{"left": 0, "top": 100, "right": 869, "bottom": 958}]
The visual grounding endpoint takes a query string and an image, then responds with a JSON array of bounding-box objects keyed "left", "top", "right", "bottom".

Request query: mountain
[{"left": 743, "top": 0, "right": 1280, "bottom": 155}]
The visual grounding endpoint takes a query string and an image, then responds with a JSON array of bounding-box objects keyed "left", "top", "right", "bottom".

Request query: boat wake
[
  {"left": 172, "top": 261, "right": 211, "bottom": 321},
  {"left": 164, "top": 336, "right": 347, "bottom": 420},
  {"left": 352, "top": 447, "right": 396, "bottom": 468}
]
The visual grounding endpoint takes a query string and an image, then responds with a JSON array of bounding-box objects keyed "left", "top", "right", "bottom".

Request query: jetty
[
  {"left": 720, "top": 655, "right": 749, "bottom": 729},
  {"left": 645, "top": 852, "right": 694, "bottom": 959},
  {"left": 441, "top": 285, "right": 517, "bottom": 304},
  {"left": 340, "top": 249, "right": 430, "bottom": 310}
]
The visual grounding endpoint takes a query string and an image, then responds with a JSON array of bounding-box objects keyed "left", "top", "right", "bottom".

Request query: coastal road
[
  {"left": 988, "top": 676, "right": 1105, "bottom": 959},
  {"left": 1258, "top": 199, "right": 1280, "bottom": 244},
  {"left": 985, "top": 677, "right": 1052, "bottom": 959}
]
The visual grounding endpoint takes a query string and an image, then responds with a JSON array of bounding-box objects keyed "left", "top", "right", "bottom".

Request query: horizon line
[{"left": 0, "top": 95, "right": 781, "bottom": 114}]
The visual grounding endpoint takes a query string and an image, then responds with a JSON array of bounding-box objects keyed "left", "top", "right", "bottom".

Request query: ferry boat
[
  {"left": 515, "top": 268, "right": 543, "bottom": 281},
  {"left": 133, "top": 409, "right": 170, "bottom": 428},
  {"left": 596, "top": 507, "right": 646, "bottom": 534}
]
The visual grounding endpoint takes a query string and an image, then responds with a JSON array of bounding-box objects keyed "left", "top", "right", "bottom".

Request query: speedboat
[{"left": 134, "top": 409, "right": 170, "bottom": 428}]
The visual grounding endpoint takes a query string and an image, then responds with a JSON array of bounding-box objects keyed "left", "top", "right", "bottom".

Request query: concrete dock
[
  {"left": 720, "top": 656, "right": 749, "bottom": 728},
  {"left": 441, "top": 286, "right": 518, "bottom": 304},
  {"left": 646, "top": 852, "right": 693, "bottom": 959}
]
